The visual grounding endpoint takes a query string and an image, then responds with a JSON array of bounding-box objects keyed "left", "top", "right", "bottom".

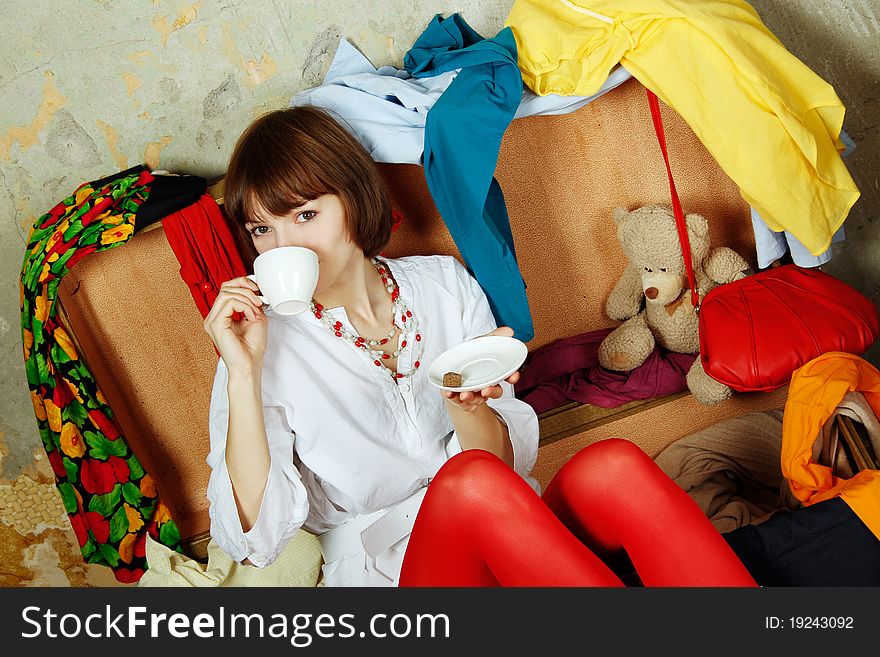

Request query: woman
[{"left": 204, "top": 106, "right": 756, "bottom": 587}]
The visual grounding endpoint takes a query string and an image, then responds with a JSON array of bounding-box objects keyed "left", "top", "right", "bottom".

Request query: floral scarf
[{"left": 20, "top": 169, "right": 181, "bottom": 583}]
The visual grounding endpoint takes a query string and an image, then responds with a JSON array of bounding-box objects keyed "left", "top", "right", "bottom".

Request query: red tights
[{"left": 398, "top": 439, "right": 756, "bottom": 587}]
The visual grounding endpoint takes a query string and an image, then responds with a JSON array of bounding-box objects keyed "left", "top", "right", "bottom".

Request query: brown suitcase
[{"left": 56, "top": 78, "right": 787, "bottom": 564}]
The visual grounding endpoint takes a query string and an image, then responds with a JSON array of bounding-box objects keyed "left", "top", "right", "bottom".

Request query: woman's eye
[
  {"left": 296, "top": 210, "right": 316, "bottom": 223},
  {"left": 249, "top": 225, "right": 269, "bottom": 236}
]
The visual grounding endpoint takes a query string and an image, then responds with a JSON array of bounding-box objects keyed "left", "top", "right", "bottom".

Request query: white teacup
[{"left": 248, "top": 246, "right": 319, "bottom": 316}]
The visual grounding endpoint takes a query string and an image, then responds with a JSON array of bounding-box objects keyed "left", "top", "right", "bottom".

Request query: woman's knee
[
  {"left": 552, "top": 438, "right": 653, "bottom": 493},
  {"left": 432, "top": 449, "right": 512, "bottom": 493},
  {"left": 429, "top": 449, "right": 530, "bottom": 511}
]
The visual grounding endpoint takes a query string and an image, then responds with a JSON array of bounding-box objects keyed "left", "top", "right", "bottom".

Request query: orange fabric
[{"left": 782, "top": 352, "right": 880, "bottom": 539}]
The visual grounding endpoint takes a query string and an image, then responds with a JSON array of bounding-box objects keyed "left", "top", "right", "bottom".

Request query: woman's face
[{"left": 245, "top": 193, "right": 362, "bottom": 296}]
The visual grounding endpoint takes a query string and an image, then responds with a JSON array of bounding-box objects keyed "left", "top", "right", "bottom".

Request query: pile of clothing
[{"left": 655, "top": 353, "right": 880, "bottom": 586}]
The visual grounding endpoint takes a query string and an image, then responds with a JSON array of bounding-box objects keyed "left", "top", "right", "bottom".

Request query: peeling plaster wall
[{"left": 0, "top": 0, "right": 878, "bottom": 585}]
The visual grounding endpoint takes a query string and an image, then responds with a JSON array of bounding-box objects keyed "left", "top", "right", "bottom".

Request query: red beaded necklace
[{"left": 310, "top": 258, "right": 424, "bottom": 380}]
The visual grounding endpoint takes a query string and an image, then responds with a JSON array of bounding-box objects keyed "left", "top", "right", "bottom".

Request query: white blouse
[{"left": 206, "top": 255, "right": 540, "bottom": 586}]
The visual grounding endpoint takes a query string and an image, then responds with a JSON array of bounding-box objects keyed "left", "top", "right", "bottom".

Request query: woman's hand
[
  {"left": 203, "top": 276, "right": 268, "bottom": 376},
  {"left": 443, "top": 326, "right": 520, "bottom": 412}
]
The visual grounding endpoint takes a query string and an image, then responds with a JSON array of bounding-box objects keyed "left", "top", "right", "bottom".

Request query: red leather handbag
[{"left": 647, "top": 89, "right": 879, "bottom": 392}]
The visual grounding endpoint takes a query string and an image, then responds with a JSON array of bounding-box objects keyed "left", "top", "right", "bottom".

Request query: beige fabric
[
  {"left": 139, "top": 530, "right": 323, "bottom": 587},
  {"left": 653, "top": 392, "right": 880, "bottom": 535},
  {"left": 531, "top": 386, "right": 790, "bottom": 490},
  {"left": 653, "top": 410, "right": 790, "bottom": 533}
]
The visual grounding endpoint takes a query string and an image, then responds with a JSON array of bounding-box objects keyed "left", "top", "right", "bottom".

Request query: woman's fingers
[
  {"left": 219, "top": 279, "right": 264, "bottom": 307},
  {"left": 480, "top": 385, "right": 504, "bottom": 399},
  {"left": 222, "top": 290, "right": 263, "bottom": 313},
  {"left": 444, "top": 389, "right": 488, "bottom": 411},
  {"left": 206, "top": 286, "right": 257, "bottom": 326},
  {"left": 205, "top": 292, "right": 263, "bottom": 329},
  {"left": 220, "top": 276, "right": 261, "bottom": 292},
  {"left": 447, "top": 397, "right": 481, "bottom": 411},
  {"left": 443, "top": 378, "right": 509, "bottom": 410},
  {"left": 232, "top": 287, "right": 265, "bottom": 308},
  {"left": 218, "top": 298, "right": 257, "bottom": 324}
]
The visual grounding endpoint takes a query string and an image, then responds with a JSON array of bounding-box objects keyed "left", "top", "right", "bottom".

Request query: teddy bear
[{"left": 597, "top": 204, "right": 749, "bottom": 405}]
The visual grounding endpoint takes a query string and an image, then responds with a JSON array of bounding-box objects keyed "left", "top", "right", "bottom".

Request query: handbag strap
[{"left": 646, "top": 88, "right": 700, "bottom": 309}]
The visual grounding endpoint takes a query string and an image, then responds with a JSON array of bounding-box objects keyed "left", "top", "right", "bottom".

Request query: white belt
[{"left": 318, "top": 487, "right": 428, "bottom": 564}]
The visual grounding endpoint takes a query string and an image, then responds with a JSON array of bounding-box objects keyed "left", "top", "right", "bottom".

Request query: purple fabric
[{"left": 514, "top": 328, "right": 697, "bottom": 414}]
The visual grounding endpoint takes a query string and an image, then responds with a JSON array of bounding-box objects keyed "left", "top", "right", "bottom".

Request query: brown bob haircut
[{"left": 223, "top": 105, "right": 394, "bottom": 262}]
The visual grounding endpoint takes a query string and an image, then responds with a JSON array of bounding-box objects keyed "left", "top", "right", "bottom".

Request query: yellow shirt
[{"left": 506, "top": 0, "right": 860, "bottom": 255}]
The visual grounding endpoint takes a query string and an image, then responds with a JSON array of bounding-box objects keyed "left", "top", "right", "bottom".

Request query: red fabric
[
  {"left": 515, "top": 328, "right": 695, "bottom": 413},
  {"left": 162, "top": 194, "right": 248, "bottom": 319},
  {"left": 399, "top": 441, "right": 756, "bottom": 587}
]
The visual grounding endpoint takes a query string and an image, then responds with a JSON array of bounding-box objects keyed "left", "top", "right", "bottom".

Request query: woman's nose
[
  {"left": 272, "top": 229, "right": 307, "bottom": 250},
  {"left": 275, "top": 237, "right": 301, "bottom": 249}
]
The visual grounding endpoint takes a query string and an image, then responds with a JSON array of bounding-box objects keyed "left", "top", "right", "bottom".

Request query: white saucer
[{"left": 427, "top": 336, "right": 528, "bottom": 392}]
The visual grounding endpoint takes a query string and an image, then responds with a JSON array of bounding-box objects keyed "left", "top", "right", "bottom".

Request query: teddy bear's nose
[{"left": 645, "top": 287, "right": 659, "bottom": 299}]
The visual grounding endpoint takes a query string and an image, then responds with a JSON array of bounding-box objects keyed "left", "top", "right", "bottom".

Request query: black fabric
[
  {"left": 135, "top": 172, "right": 207, "bottom": 232},
  {"left": 85, "top": 165, "right": 207, "bottom": 233},
  {"left": 723, "top": 497, "right": 880, "bottom": 586},
  {"left": 90, "top": 164, "right": 148, "bottom": 189}
]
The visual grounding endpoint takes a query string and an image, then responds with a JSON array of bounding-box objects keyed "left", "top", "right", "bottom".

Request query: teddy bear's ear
[
  {"left": 685, "top": 213, "right": 708, "bottom": 238},
  {"left": 612, "top": 206, "right": 629, "bottom": 226}
]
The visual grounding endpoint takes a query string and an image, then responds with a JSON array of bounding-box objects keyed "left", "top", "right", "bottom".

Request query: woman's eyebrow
[{"left": 247, "top": 197, "right": 317, "bottom": 224}]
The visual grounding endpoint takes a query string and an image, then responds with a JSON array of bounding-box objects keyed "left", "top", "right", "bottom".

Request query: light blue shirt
[{"left": 291, "top": 36, "right": 632, "bottom": 167}]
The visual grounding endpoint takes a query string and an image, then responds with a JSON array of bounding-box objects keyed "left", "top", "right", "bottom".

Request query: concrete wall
[{"left": 0, "top": 0, "right": 877, "bottom": 585}]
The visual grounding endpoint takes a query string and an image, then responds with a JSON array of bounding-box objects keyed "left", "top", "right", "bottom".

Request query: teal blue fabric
[{"left": 404, "top": 14, "right": 534, "bottom": 341}]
